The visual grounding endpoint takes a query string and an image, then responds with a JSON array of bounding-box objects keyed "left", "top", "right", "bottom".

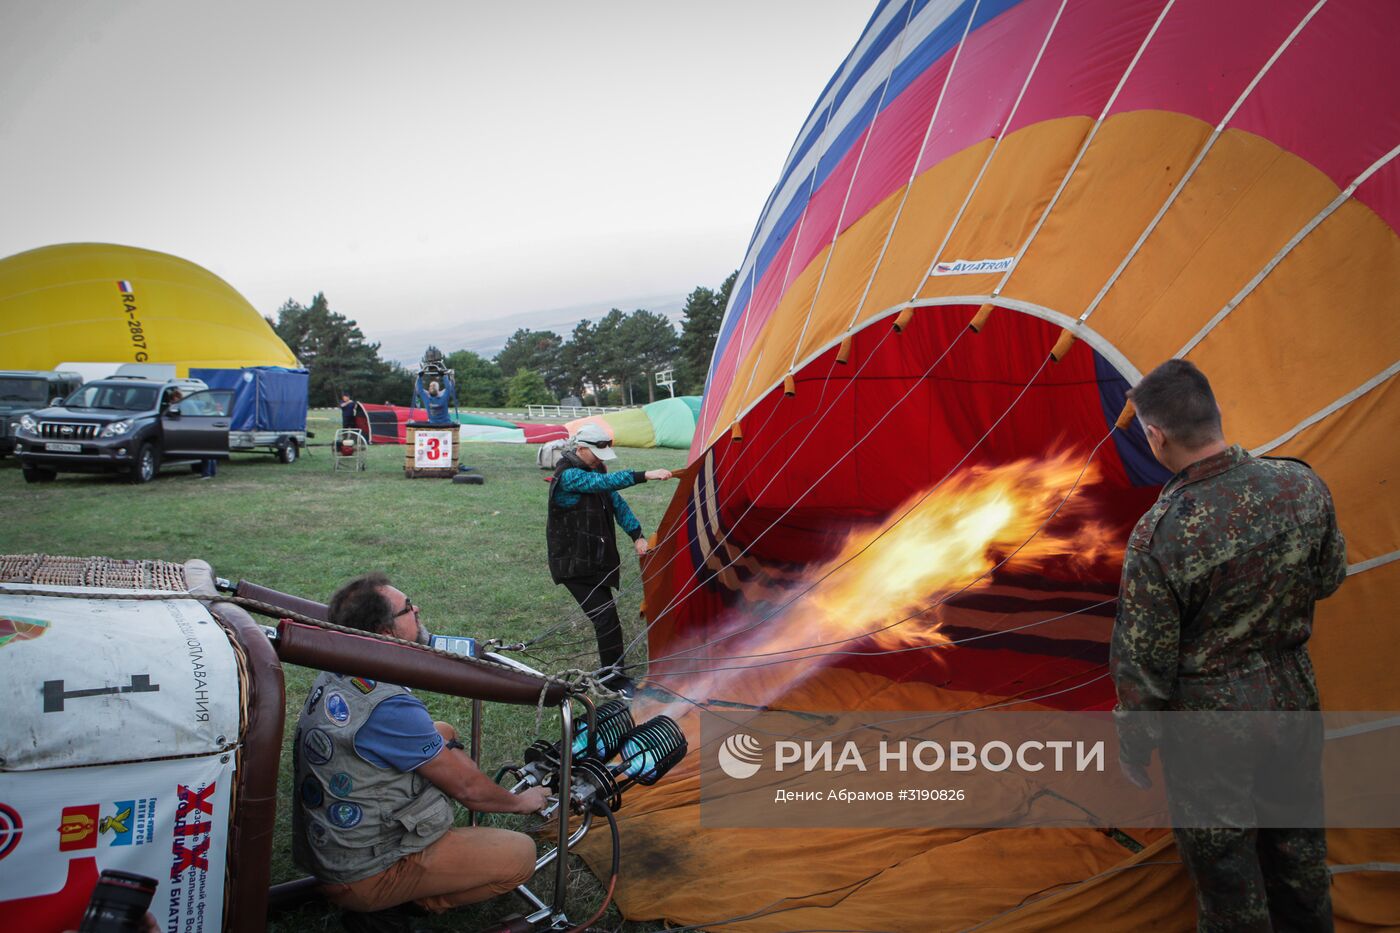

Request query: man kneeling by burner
[{"left": 291, "top": 572, "right": 550, "bottom": 933}]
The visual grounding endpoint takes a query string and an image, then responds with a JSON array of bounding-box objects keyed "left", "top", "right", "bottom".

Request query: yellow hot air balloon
[{"left": 0, "top": 243, "right": 298, "bottom": 375}]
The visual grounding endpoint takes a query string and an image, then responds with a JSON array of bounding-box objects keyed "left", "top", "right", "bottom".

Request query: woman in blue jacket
[{"left": 546, "top": 423, "right": 675, "bottom": 695}]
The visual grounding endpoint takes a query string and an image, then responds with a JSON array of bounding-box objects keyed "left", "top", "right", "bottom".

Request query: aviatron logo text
[{"left": 930, "top": 256, "right": 1015, "bottom": 276}]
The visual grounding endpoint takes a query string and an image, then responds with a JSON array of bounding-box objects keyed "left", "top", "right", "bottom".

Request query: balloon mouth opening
[{"left": 650, "top": 306, "right": 1164, "bottom": 713}]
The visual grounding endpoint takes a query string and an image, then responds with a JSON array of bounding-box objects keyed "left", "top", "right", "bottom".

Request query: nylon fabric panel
[
  {"left": 791, "top": 191, "right": 902, "bottom": 363},
  {"left": 1092, "top": 127, "right": 1341, "bottom": 358},
  {"left": 1354, "top": 146, "right": 1400, "bottom": 238},
  {"left": 911, "top": 0, "right": 1063, "bottom": 176},
  {"left": 1268, "top": 381, "right": 1400, "bottom": 577},
  {"left": 0, "top": 243, "right": 298, "bottom": 372},
  {"left": 562, "top": 414, "right": 614, "bottom": 439},
  {"left": 1000, "top": 111, "right": 1211, "bottom": 316},
  {"left": 455, "top": 412, "right": 519, "bottom": 428},
  {"left": 854, "top": 139, "right": 994, "bottom": 325},
  {"left": 1185, "top": 196, "right": 1400, "bottom": 449},
  {"left": 826, "top": 56, "right": 947, "bottom": 267},
  {"left": 703, "top": 227, "right": 807, "bottom": 442},
  {"left": 603, "top": 407, "right": 656, "bottom": 448},
  {"left": 578, "top": 669, "right": 1167, "bottom": 932},
  {"left": 1325, "top": 829, "right": 1400, "bottom": 931},
  {"left": 915, "top": 117, "right": 1093, "bottom": 303},
  {"left": 642, "top": 397, "right": 697, "bottom": 449},
  {"left": 1229, "top": 0, "right": 1400, "bottom": 191},
  {"left": 978, "top": 834, "right": 1193, "bottom": 931},
  {"left": 705, "top": 0, "right": 1034, "bottom": 414},
  {"left": 1002, "top": 0, "right": 1168, "bottom": 135},
  {"left": 1106, "top": 0, "right": 1319, "bottom": 123},
  {"left": 1309, "top": 560, "right": 1400, "bottom": 712},
  {"left": 782, "top": 121, "right": 873, "bottom": 298},
  {"left": 706, "top": 244, "right": 831, "bottom": 448},
  {"left": 673, "top": 311, "right": 1155, "bottom": 703}
]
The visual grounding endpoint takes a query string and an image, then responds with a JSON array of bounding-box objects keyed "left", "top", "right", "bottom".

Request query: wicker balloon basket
[{"left": 403, "top": 423, "right": 460, "bottom": 478}]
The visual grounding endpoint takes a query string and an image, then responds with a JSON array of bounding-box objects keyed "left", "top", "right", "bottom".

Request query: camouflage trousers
[
  {"left": 1174, "top": 826, "right": 1331, "bottom": 933},
  {"left": 1166, "top": 651, "right": 1332, "bottom": 931}
]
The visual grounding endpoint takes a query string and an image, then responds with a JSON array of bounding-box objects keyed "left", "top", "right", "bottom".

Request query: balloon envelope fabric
[
  {"left": 0, "top": 243, "right": 298, "bottom": 373},
  {"left": 620, "top": 1, "right": 1400, "bottom": 930}
]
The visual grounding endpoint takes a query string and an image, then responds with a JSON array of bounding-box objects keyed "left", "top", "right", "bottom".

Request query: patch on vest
[
  {"left": 329, "top": 772, "right": 354, "bottom": 798},
  {"left": 301, "top": 775, "right": 324, "bottom": 808},
  {"left": 306, "top": 684, "right": 324, "bottom": 713},
  {"left": 324, "top": 692, "right": 350, "bottom": 725},
  {"left": 350, "top": 677, "right": 375, "bottom": 694},
  {"left": 304, "top": 728, "right": 334, "bottom": 765},
  {"left": 308, "top": 819, "right": 329, "bottom": 847},
  {"left": 327, "top": 802, "right": 363, "bottom": 829}
]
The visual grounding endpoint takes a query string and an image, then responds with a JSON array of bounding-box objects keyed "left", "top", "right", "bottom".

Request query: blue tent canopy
[{"left": 190, "top": 367, "right": 308, "bottom": 433}]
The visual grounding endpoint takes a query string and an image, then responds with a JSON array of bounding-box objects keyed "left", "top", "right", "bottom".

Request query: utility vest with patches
[
  {"left": 291, "top": 672, "right": 454, "bottom": 884},
  {"left": 546, "top": 451, "right": 620, "bottom": 584}
]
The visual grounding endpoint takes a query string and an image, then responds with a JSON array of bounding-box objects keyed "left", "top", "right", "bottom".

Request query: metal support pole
[
  {"left": 469, "top": 697, "right": 483, "bottom": 826},
  {"left": 553, "top": 700, "right": 573, "bottom": 916}
]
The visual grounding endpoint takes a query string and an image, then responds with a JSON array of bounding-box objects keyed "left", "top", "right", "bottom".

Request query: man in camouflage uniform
[{"left": 1110, "top": 359, "right": 1348, "bottom": 932}]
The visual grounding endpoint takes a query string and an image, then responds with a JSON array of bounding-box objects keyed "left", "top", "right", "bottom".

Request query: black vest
[{"left": 547, "top": 451, "right": 621, "bottom": 586}]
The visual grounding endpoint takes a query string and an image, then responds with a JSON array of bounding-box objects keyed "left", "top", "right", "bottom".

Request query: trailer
[{"left": 190, "top": 367, "right": 309, "bottom": 462}]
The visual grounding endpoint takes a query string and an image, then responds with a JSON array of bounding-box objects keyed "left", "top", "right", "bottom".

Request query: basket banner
[
  {"left": 0, "top": 588, "right": 240, "bottom": 769},
  {"left": 0, "top": 752, "right": 235, "bottom": 932},
  {"left": 413, "top": 429, "right": 455, "bottom": 468}
]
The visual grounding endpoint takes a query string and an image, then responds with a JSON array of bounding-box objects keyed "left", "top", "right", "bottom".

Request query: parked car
[
  {"left": 0, "top": 370, "right": 83, "bottom": 457},
  {"left": 12, "top": 375, "right": 230, "bottom": 483}
]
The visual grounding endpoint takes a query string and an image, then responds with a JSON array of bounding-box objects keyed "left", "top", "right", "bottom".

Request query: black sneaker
[{"left": 341, "top": 906, "right": 412, "bottom": 933}]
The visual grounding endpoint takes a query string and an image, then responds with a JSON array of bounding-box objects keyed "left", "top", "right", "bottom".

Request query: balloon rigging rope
[
  {"left": 608, "top": 323, "right": 978, "bottom": 672},
  {"left": 624, "top": 341, "right": 1044, "bottom": 673},
  {"left": 525, "top": 0, "right": 973, "bottom": 653},
  {"left": 640, "top": 668, "right": 1114, "bottom": 747},
  {"left": 522, "top": 322, "right": 892, "bottom": 657},
  {"left": 525, "top": 0, "right": 985, "bottom": 656},
  {"left": 646, "top": 424, "right": 1114, "bottom": 671},
  {"left": 519, "top": 323, "right": 899, "bottom": 653}
]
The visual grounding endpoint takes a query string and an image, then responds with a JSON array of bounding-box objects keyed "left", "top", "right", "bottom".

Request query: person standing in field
[
  {"left": 340, "top": 392, "right": 357, "bottom": 429},
  {"left": 1111, "top": 359, "right": 1347, "bottom": 932},
  {"left": 546, "top": 423, "right": 675, "bottom": 696},
  {"left": 414, "top": 374, "right": 456, "bottom": 425}
]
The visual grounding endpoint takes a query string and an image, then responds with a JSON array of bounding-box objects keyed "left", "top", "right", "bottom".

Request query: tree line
[{"left": 269, "top": 271, "right": 734, "bottom": 409}]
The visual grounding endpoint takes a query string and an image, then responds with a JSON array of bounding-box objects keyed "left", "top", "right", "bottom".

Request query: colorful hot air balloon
[
  {"left": 0, "top": 243, "right": 298, "bottom": 374},
  {"left": 613, "top": 1, "right": 1400, "bottom": 929}
]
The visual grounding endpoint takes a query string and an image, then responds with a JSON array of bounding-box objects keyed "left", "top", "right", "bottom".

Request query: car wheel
[
  {"left": 278, "top": 440, "right": 299, "bottom": 464},
  {"left": 130, "top": 442, "right": 160, "bottom": 483},
  {"left": 22, "top": 465, "right": 56, "bottom": 484}
]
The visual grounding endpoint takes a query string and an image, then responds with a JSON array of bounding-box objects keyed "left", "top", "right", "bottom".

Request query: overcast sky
[{"left": 1, "top": 1, "right": 874, "bottom": 340}]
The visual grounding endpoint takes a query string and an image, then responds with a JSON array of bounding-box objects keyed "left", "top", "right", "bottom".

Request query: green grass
[{"left": 0, "top": 407, "right": 687, "bottom": 931}]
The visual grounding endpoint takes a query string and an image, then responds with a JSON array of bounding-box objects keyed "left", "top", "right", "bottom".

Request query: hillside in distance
[{"left": 374, "top": 292, "right": 688, "bottom": 365}]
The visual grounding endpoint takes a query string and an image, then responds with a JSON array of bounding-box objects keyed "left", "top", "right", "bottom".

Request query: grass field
[{"left": 1, "top": 407, "right": 688, "bottom": 931}]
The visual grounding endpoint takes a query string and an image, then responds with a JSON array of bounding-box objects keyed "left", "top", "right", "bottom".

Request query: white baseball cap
[{"left": 573, "top": 423, "right": 617, "bottom": 460}]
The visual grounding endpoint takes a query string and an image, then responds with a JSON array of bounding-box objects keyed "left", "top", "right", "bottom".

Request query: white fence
[{"left": 524, "top": 404, "right": 632, "bottom": 420}]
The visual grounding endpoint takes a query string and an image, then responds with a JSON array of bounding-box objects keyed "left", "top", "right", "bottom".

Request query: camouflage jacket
[{"left": 1110, "top": 445, "right": 1347, "bottom": 761}]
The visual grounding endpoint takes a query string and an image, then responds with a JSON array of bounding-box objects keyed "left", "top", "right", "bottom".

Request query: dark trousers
[
  {"left": 1161, "top": 701, "right": 1330, "bottom": 932},
  {"left": 562, "top": 579, "right": 625, "bottom": 676},
  {"left": 1174, "top": 826, "right": 1331, "bottom": 933},
  {"left": 201, "top": 459, "right": 217, "bottom": 477}
]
